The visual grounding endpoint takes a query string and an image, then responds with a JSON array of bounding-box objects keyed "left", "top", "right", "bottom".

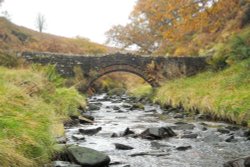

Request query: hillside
[{"left": 0, "top": 17, "right": 108, "bottom": 54}]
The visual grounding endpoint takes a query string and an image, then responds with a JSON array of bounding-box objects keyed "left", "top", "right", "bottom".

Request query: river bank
[
  {"left": 129, "top": 57, "right": 250, "bottom": 127},
  {"left": 0, "top": 66, "right": 86, "bottom": 166},
  {"left": 52, "top": 93, "right": 250, "bottom": 167}
]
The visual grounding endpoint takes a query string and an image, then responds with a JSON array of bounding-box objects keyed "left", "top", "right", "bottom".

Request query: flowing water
[{"left": 65, "top": 94, "right": 250, "bottom": 167}]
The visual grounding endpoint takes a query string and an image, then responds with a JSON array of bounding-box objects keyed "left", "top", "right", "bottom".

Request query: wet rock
[
  {"left": 176, "top": 145, "right": 192, "bottom": 151},
  {"left": 131, "top": 103, "right": 145, "bottom": 110},
  {"left": 223, "top": 156, "right": 250, "bottom": 167},
  {"left": 56, "top": 136, "right": 67, "bottom": 144},
  {"left": 225, "top": 126, "right": 240, "bottom": 131},
  {"left": 199, "top": 122, "right": 208, "bottom": 126},
  {"left": 69, "top": 115, "right": 79, "bottom": 120},
  {"left": 109, "top": 161, "right": 124, "bottom": 166},
  {"left": 245, "top": 158, "right": 250, "bottom": 166},
  {"left": 145, "top": 109, "right": 157, "bottom": 113},
  {"left": 115, "top": 116, "right": 127, "bottom": 119},
  {"left": 111, "top": 100, "right": 123, "bottom": 103},
  {"left": 81, "top": 114, "right": 95, "bottom": 121},
  {"left": 78, "top": 116, "right": 94, "bottom": 124},
  {"left": 140, "top": 127, "right": 176, "bottom": 140},
  {"left": 72, "top": 135, "right": 85, "bottom": 141},
  {"left": 195, "top": 113, "right": 212, "bottom": 121},
  {"left": 217, "top": 128, "right": 230, "bottom": 134},
  {"left": 173, "top": 113, "right": 184, "bottom": 119},
  {"left": 53, "top": 161, "right": 81, "bottom": 167},
  {"left": 181, "top": 133, "right": 198, "bottom": 139},
  {"left": 114, "top": 143, "right": 134, "bottom": 150},
  {"left": 244, "top": 130, "right": 250, "bottom": 138},
  {"left": 202, "top": 127, "right": 208, "bottom": 131},
  {"left": 171, "top": 122, "right": 195, "bottom": 130},
  {"left": 88, "top": 103, "right": 100, "bottom": 111},
  {"left": 111, "top": 133, "right": 119, "bottom": 138},
  {"left": 225, "top": 135, "right": 235, "bottom": 142},
  {"left": 94, "top": 102, "right": 103, "bottom": 106},
  {"left": 116, "top": 109, "right": 127, "bottom": 113},
  {"left": 150, "top": 141, "right": 171, "bottom": 149},
  {"left": 129, "top": 152, "right": 169, "bottom": 157},
  {"left": 113, "top": 106, "right": 120, "bottom": 110},
  {"left": 122, "top": 128, "right": 135, "bottom": 136},
  {"left": 79, "top": 127, "right": 102, "bottom": 136},
  {"left": 122, "top": 104, "right": 132, "bottom": 109},
  {"left": 202, "top": 134, "right": 223, "bottom": 143},
  {"left": 64, "top": 119, "right": 79, "bottom": 127},
  {"left": 78, "top": 106, "right": 86, "bottom": 112},
  {"left": 67, "top": 145, "right": 110, "bottom": 167}
]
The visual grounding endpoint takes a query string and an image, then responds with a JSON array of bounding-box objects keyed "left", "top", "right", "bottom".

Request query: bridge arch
[{"left": 86, "top": 64, "right": 159, "bottom": 91}]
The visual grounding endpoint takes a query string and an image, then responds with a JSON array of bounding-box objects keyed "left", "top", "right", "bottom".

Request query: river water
[{"left": 65, "top": 94, "right": 250, "bottom": 167}]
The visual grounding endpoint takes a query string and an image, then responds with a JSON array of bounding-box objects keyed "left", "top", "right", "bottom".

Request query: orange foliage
[{"left": 106, "top": 0, "right": 248, "bottom": 55}]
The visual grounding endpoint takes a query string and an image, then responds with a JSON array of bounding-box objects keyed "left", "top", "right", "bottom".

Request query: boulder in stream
[
  {"left": 88, "top": 103, "right": 100, "bottom": 111},
  {"left": 223, "top": 156, "right": 250, "bottom": 167},
  {"left": 113, "top": 106, "right": 120, "bottom": 110},
  {"left": 79, "top": 127, "right": 102, "bottom": 135},
  {"left": 130, "top": 103, "right": 145, "bottom": 110},
  {"left": 171, "top": 122, "right": 195, "bottom": 130},
  {"left": 64, "top": 119, "right": 79, "bottom": 127},
  {"left": 122, "top": 128, "right": 135, "bottom": 136},
  {"left": 225, "top": 135, "right": 235, "bottom": 142},
  {"left": 176, "top": 145, "right": 192, "bottom": 151},
  {"left": 114, "top": 143, "right": 134, "bottom": 150},
  {"left": 173, "top": 113, "right": 185, "bottom": 119},
  {"left": 217, "top": 128, "right": 230, "bottom": 134},
  {"left": 140, "top": 127, "right": 176, "bottom": 140},
  {"left": 56, "top": 136, "right": 67, "bottom": 144},
  {"left": 72, "top": 134, "right": 85, "bottom": 141},
  {"left": 53, "top": 161, "right": 81, "bottom": 167},
  {"left": 81, "top": 113, "right": 95, "bottom": 121},
  {"left": 67, "top": 145, "right": 110, "bottom": 167},
  {"left": 181, "top": 133, "right": 198, "bottom": 139},
  {"left": 78, "top": 116, "right": 94, "bottom": 124},
  {"left": 122, "top": 104, "right": 132, "bottom": 109}
]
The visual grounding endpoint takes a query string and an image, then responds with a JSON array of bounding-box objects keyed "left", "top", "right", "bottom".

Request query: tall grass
[
  {"left": 154, "top": 58, "right": 250, "bottom": 126},
  {"left": 0, "top": 65, "right": 85, "bottom": 166}
]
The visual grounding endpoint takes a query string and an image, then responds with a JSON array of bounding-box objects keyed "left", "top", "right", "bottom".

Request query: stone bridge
[{"left": 21, "top": 52, "right": 208, "bottom": 92}]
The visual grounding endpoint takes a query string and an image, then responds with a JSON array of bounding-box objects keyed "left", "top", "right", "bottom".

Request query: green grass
[
  {"left": 128, "top": 84, "right": 153, "bottom": 99},
  {"left": 153, "top": 58, "right": 250, "bottom": 126},
  {"left": 0, "top": 66, "right": 86, "bottom": 166},
  {"left": 129, "top": 58, "right": 250, "bottom": 126}
]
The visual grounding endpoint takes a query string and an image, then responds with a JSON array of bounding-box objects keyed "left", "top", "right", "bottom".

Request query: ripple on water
[{"left": 66, "top": 94, "right": 250, "bottom": 167}]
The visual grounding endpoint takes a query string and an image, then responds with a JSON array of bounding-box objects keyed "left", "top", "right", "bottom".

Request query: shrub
[
  {"left": 209, "top": 27, "right": 250, "bottom": 70},
  {"left": 0, "top": 50, "right": 28, "bottom": 68}
]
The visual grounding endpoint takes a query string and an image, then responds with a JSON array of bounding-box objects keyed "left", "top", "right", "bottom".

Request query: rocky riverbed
[{"left": 54, "top": 94, "right": 250, "bottom": 167}]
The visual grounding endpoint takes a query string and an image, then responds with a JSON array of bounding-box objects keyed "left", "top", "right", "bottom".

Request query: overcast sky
[{"left": 1, "top": 0, "right": 136, "bottom": 44}]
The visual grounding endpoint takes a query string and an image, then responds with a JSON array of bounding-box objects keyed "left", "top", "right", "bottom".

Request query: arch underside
[{"left": 87, "top": 64, "right": 159, "bottom": 89}]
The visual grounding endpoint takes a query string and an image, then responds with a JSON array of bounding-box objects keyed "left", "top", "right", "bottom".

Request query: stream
[{"left": 65, "top": 94, "right": 250, "bottom": 167}]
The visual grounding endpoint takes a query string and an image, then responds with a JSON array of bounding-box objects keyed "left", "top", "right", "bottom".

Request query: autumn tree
[
  {"left": 35, "top": 13, "right": 46, "bottom": 33},
  {"left": 106, "top": 0, "right": 246, "bottom": 55},
  {"left": 106, "top": 18, "right": 160, "bottom": 54}
]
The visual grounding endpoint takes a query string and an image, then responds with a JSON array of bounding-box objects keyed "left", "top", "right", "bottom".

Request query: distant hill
[{"left": 0, "top": 17, "right": 110, "bottom": 54}]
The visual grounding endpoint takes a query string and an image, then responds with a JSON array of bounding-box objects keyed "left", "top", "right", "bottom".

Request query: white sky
[{"left": 1, "top": 0, "right": 137, "bottom": 44}]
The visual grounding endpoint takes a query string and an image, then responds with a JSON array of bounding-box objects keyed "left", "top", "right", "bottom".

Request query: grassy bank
[
  {"left": 130, "top": 58, "right": 250, "bottom": 126},
  {"left": 0, "top": 66, "right": 85, "bottom": 166}
]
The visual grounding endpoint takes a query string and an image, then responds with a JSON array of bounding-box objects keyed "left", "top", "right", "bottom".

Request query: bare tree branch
[{"left": 35, "top": 13, "right": 46, "bottom": 33}]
